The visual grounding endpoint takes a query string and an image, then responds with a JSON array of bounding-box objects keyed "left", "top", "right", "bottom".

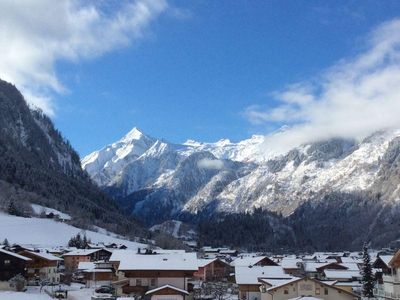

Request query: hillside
[{"left": 0, "top": 79, "right": 144, "bottom": 238}]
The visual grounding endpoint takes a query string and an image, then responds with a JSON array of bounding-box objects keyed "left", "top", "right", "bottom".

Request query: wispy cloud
[
  {"left": 244, "top": 19, "right": 400, "bottom": 155},
  {"left": 0, "top": 0, "right": 169, "bottom": 116}
]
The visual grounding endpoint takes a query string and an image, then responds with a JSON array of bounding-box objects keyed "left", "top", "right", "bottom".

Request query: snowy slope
[
  {"left": 0, "top": 213, "right": 147, "bottom": 249},
  {"left": 82, "top": 127, "right": 400, "bottom": 223}
]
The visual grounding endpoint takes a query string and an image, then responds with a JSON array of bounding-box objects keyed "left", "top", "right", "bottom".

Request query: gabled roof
[
  {"left": 78, "top": 262, "right": 96, "bottom": 270},
  {"left": 145, "top": 285, "right": 189, "bottom": 295},
  {"left": 0, "top": 248, "right": 31, "bottom": 261},
  {"left": 377, "top": 255, "right": 393, "bottom": 267},
  {"left": 323, "top": 269, "right": 361, "bottom": 280},
  {"left": 232, "top": 256, "right": 278, "bottom": 267},
  {"left": 235, "top": 266, "right": 291, "bottom": 285},
  {"left": 62, "top": 249, "right": 102, "bottom": 256},
  {"left": 21, "top": 250, "right": 63, "bottom": 261},
  {"left": 116, "top": 252, "right": 198, "bottom": 271},
  {"left": 265, "top": 276, "right": 358, "bottom": 297},
  {"left": 198, "top": 258, "right": 229, "bottom": 268}
]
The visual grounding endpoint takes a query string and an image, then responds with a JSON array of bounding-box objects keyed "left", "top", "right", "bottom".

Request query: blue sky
[{"left": 2, "top": 1, "right": 400, "bottom": 156}]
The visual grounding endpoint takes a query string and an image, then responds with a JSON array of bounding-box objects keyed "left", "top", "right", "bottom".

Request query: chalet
[
  {"left": 18, "top": 250, "right": 62, "bottom": 284},
  {"left": 195, "top": 258, "right": 231, "bottom": 281},
  {"left": 373, "top": 255, "right": 393, "bottom": 285},
  {"left": 110, "top": 251, "right": 198, "bottom": 298},
  {"left": 0, "top": 248, "right": 31, "bottom": 290},
  {"left": 80, "top": 261, "right": 116, "bottom": 288},
  {"left": 259, "top": 276, "right": 359, "bottom": 300},
  {"left": 235, "top": 265, "right": 292, "bottom": 300},
  {"left": 374, "top": 249, "right": 400, "bottom": 299},
  {"left": 62, "top": 248, "right": 112, "bottom": 273}
]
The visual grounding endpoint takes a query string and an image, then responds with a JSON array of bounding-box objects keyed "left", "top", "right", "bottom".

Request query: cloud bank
[
  {"left": 197, "top": 158, "right": 225, "bottom": 170},
  {"left": 245, "top": 19, "right": 400, "bottom": 155},
  {"left": 0, "top": 0, "right": 168, "bottom": 115}
]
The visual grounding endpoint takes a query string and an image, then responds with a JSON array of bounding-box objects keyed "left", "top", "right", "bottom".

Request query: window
[
  {"left": 315, "top": 288, "right": 320, "bottom": 295},
  {"left": 150, "top": 278, "right": 156, "bottom": 287},
  {"left": 136, "top": 279, "right": 142, "bottom": 286},
  {"left": 284, "top": 289, "right": 289, "bottom": 294},
  {"left": 4, "top": 260, "right": 10, "bottom": 265},
  {"left": 324, "top": 288, "right": 329, "bottom": 295}
]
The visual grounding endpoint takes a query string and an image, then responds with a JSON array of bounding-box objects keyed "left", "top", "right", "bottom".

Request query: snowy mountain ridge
[{"left": 82, "top": 127, "right": 400, "bottom": 224}]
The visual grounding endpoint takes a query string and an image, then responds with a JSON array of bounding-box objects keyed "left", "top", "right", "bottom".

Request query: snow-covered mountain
[{"left": 82, "top": 127, "right": 400, "bottom": 225}]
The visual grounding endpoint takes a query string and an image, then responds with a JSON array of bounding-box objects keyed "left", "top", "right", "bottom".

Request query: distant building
[
  {"left": 62, "top": 248, "right": 112, "bottom": 273},
  {"left": 195, "top": 258, "right": 231, "bottom": 281}
]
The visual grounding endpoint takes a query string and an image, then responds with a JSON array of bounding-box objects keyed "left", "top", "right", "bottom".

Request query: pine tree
[
  {"left": 362, "top": 243, "right": 375, "bottom": 298},
  {"left": 8, "top": 200, "right": 19, "bottom": 216},
  {"left": 2, "top": 238, "right": 9, "bottom": 247}
]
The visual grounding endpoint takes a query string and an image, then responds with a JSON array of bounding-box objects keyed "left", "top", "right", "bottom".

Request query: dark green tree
[
  {"left": 362, "top": 243, "right": 375, "bottom": 298},
  {"left": 2, "top": 238, "right": 9, "bottom": 247}
]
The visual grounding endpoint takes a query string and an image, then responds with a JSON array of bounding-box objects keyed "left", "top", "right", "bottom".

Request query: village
[{"left": 1, "top": 235, "right": 400, "bottom": 300}]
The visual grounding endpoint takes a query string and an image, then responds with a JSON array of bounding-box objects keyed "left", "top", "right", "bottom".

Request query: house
[
  {"left": 374, "top": 249, "right": 400, "bottom": 299},
  {"left": 259, "top": 276, "right": 359, "bottom": 300},
  {"left": 373, "top": 255, "right": 393, "bottom": 284},
  {"left": 235, "top": 265, "right": 293, "bottom": 300},
  {"left": 111, "top": 251, "right": 198, "bottom": 298},
  {"left": 18, "top": 250, "right": 62, "bottom": 284},
  {"left": 79, "top": 261, "right": 116, "bottom": 288},
  {"left": 62, "top": 248, "right": 112, "bottom": 273},
  {"left": 0, "top": 248, "right": 31, "bottom": 290},
  {"left": 195, "top": 258, "right": 231, "bottom": 281}
]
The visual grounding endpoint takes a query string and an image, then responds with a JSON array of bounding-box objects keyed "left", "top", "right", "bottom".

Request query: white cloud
[
  {"left": 0, "top": 0, "right": 168, "bottom": 116},
  {"left": 245, "top": 19, "right": 400, "bottom": 155},
  {"left": 197, "top": 158, "right": 224, "bottom": 170}
]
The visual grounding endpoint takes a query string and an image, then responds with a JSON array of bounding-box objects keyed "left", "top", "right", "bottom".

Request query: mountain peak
[{"left": 121, "top": 127, "right": 146, "bottom": 143}]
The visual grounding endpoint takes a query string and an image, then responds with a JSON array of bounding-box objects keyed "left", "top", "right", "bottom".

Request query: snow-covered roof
[
  {"left": 78, "top": 262, "right": 95, "bottom": 270},
  {"left": 145, "top": 284, "right": 189, "bottom": 295},
  {"left": 83, "top": 269, "right": 112, "bottom": 273},
  {"left": 23, "top": 251, "right": 63, "bottom": 261},
  {"left": 304, "top": 262, "right": 338, "bottom": 272},
  {"left": 339, "top": 262, "right": 360, "bottom": 271},
  {"left": 0, "top": 248, "right": 31, "bottom": 261},
  {"left": 116, "top": 252, "right": 198, "bottom": 271},
  {"left": 235, "top": 266, "right": 291, "bottom": 285},
  {"left": 260, "top": 277, "right": 298, "bottom": 287},
  {"left": 63, "top": 249, "right": 100, "bottom": 256},
  {"left": 378, "top": 255, "right": 393, "bottom": 266},
  {"left": 323, "top": 270, "right": 361, "bottom": 280},
  {"left": 231, "top": 256, "right": 273, "bottom": 267},
  {"left": 280, "top": 258, "right": 302, "bottom": 269},
  {"left": 198, "top": 258, "right": 218, "bottom": 267}
]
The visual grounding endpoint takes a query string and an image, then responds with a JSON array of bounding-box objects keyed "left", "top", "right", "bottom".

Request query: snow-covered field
[
  {"left": 0, "top": 213, "right": 147, "bottom": 249},
  {"left": 0, "top": 287, "right": 52, "bottom": 300}
]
